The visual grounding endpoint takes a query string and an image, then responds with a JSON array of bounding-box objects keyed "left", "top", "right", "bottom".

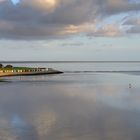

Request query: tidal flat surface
[{"left": 0, "top": 62, "right": 140, "bottom": 140}]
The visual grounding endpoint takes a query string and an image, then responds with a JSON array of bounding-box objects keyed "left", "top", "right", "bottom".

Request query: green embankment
[{"left": 0, "top": 67, "right": 34, "bottom": 70}]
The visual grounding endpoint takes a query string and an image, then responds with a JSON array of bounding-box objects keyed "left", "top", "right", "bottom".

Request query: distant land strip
[{"left": 0, "top": 61, "right": 140, "bottom": 63}]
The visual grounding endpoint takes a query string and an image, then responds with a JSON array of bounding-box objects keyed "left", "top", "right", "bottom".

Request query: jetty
[{"left": 0, "top": 64, "right": 63, "bottom": 77}]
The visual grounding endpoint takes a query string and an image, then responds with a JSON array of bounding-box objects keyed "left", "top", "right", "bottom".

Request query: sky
[{"left": 0, "top": 0, "right": 140, "bottom": 61}]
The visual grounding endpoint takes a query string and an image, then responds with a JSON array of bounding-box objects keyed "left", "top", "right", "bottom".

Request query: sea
[{"left": 0, "top": 62, "right": 140, "bottom": 140}]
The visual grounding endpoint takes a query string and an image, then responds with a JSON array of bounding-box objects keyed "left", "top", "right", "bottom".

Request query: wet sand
[{"left": 0, "top": 72, "right": 140, "bottom": 140}]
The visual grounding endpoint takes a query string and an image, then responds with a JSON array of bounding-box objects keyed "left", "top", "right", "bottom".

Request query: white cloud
[{"left": 92, "top": 24, "right": 122, "bottom": 37}]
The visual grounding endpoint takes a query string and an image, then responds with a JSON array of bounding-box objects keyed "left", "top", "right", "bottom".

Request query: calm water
[{"left": 0, "top": 62, "right": 140, "bottom": 140}]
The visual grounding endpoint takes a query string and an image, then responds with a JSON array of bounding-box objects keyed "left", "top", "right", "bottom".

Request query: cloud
[
  {"left": 0, "top": 0, "right": 5, "bottom": 2},
  {"left": 21, "top": 0, "right": 58, "bottom": 12},
  {"left": 127, "top": 25, "right": 140, "bottom": 33},
  {"left": 123, "top": 16, "right": 140, "bottom": 34},
  {"left": 123, "top": 17, "right": 140, "bottom": 25},
  {"left": 0, "top": 0, "right": 96, "bottom": 39},
  {"left": 99, "top": 0, "right": 140, "bottom": 15},
  {"left": 61, "top": 23, "right": 96, "bottom": 35},
  {"left": 0, "top": 0, "right": 140, "bottom": 39},
  {"left": 89, "top": 24, "right": 122, "bottom": 37}
]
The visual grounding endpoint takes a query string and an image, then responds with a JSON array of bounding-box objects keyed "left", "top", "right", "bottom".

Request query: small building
[{"left": 40, "top": 68, "right": 46, "bottom": 72}]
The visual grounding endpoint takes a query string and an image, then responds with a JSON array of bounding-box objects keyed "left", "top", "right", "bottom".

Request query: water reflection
[{"left": 0, "top": 73, "right": 140, "bottom": 139}]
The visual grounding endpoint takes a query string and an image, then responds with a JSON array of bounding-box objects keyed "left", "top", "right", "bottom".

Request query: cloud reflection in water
[{"left": 0, "top": 73, "right": 140, "bottom": 139}]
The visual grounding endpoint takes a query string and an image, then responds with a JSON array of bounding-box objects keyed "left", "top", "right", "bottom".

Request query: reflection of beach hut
[
  {"left": 0, "top": 64, "right": 3, "bottom": 68},
  {"left": 5, "top": 65, "right": 13, "bottom": 68}
]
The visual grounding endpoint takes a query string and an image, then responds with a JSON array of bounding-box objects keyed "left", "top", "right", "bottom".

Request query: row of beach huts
[
  {"left": 0, "top": 63, "right": 63, "bottom": 76},
  {"left": 0, "top": 64, "right": 52, "bottom": 73}
]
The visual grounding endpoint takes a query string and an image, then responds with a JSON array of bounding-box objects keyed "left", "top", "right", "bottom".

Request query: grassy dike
[
  {"left": 0, "top": 67, "right": 35, "bottom": 71},
  {"left": 0, "top": 66, "right": 63, "bottom": 77}
]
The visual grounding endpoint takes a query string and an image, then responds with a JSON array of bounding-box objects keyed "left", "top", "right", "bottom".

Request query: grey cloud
[
  {"left": 123, "top": 17, "right": 140, "bottom": 25},
  {"left": 0, "top": 21, "right": 67, "bottom": 39},
  {"left": 123, "top": 16, "right": 140, "bottom": 34},
  {"left": 0, "top": 0, "right": 95, "bottom": 24},
  {"left": 127, "top": 25, "right": 140, "bottom": 33},
  {"left": 41, "top": 0, "right": 95, "bottom": 25},
  {"left": 61, "top": 42, "right": 84, "bottom": 47},
  {"left": 100, "top": 0, "right": 140, "bottom": 15},
  {"left": 0, "top": 0, "right": 96, "bottom": 39},
  {"left": 0, "top": 0, "right": 140, "bottom": 40}
]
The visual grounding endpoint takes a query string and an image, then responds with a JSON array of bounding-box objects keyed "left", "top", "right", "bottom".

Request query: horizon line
[{"left": 1, "top": 61, "right": 140, "bottom": 63}]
